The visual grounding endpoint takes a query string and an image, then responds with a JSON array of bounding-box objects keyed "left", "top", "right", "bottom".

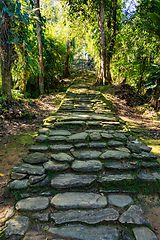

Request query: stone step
[
  {"left": 50, "top": 173, "right": 97, "bottom": 189},
  {"left": 51, "top": 192, "right": 107, "bottom": 209}
]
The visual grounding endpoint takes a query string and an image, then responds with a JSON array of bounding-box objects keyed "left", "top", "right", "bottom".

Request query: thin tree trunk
[
  {"left": 34, "top": 0, "right": 44, "bottom": 95},
  {"left": 0, "top": 1, "right": 12, "bottom": 96},
  {"left": 106, "top": 0, "right": 117, "bottom": 83},
  {"left": 98, "top": 0, "right": 107, "bottom": 85}
]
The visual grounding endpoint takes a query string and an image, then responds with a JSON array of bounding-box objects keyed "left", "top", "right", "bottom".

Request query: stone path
[{"left": 3, "top": 78, "right": 160, "bottom": 240}]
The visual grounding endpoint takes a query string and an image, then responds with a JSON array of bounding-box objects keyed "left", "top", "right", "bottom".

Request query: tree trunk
[
  {"left": 98, "top": 0, "right": 107, "bottom": 85},
  {"left": 34, "top": 0, "right": 44, "bottom": 95},
  {"left": 0, "top": 1, "right": 12, "bottom": 96},
  {"left": 106, "top": 0, "right": 117, "bottom": 84}
]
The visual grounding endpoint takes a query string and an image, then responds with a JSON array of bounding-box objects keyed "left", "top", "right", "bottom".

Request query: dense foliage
[{"left": 0, "top": 0, "right": 159, "bottom": 109}]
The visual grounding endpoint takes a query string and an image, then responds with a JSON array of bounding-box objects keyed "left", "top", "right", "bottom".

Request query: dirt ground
[{"left": 0, "top": 75, "right": 160, "bottom": 237}]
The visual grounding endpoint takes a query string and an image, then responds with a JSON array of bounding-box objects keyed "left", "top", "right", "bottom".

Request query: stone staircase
[{"left": 2, "top": 78, "right": 159, "bottom": 240}]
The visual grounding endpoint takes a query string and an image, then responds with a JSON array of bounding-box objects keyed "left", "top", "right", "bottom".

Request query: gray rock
[
  {"left": 104, "top": 162, "right": 139, "bottom": 171},
  {"left": 23, "top": 152, "right": 48, "bottom": 164},
  {"left": 50, "top": 144, "right": 73, "bottom": 151},
  {"left": 87, "top": 121, "right": 100, "bottom": 126},
  {"left": 29, "top": 174, "right": 46, "bottom": 184},
  {"left": 100, "top": 150, "right": 130, "bottom": 160},
  {"left": 51, "top": 192, "right": 107, "bottom": 209},
  {"left": 29, "top": 145, "right": 48, "bottom": 152},
  {"left": 119, "top": 205, "right": 150, "bottom": 225},
  {"left": 5, "top": 216, "right": 29, "bottom": 238},
  {"left": 55, "top": 121, "right": 85, "bottom": 126},
  {"left": 71, "top": 150, "right": 101, "bottom": 159},
  {"left": 132, "top": 151, "right": 157, "bottom": 160},
  {"left": 43, "top": 160, "right": 69, "bottom": 171},
  {"left": 48, "top": 225, "right": 120, "bottom": 240},
  {"left": 51, "top": 153, "right": 74, "bottom": 162},
  {"left": 51, "top": 208, "right": 119, "bottom": 224},
  {"left": 36, "top": 134, "right": 48, "bottom": 143},
  {"left": 98, "top": 174, "right": 134, "bottom": 183},
  {"left": 16, "top": 197, "right": 49, "bottom": 211},
  {"left": 5, "top": 206, "right": 15, "bottom": 220},
  {"left": 137, "top": 171, "right": 156, "bottom": 181},
  {"left": 66, "top": 132, "right": 88, "bottom": 142},
  {"left": 33, "top": 213, "right": 49, "bottom": 222},
  {"left": 113, "top": 133, "right": 128, "bottom": 140},
  {"left": 31, "top": 176, "right": 50, "bottom": 187},
  {"left": 133, "top": 227, "right": 158, "bottom": 240},
  {"left": 108, "top": 194, "right": 133, "bottom": 208},
  {"left": 89, "top": 142, "right": 106, "bottom": 148},
  {"left": 11, "top": 172, "right": 27, "bottom": 180},
  {"left": 74, "top": 143, "right": 88, "bottom": 148},
  {"left": 115, "top": 147, "right": 131, "bottom": 153},
  {"left": 142, "top": 162, "right": 160, "bottom": 168},
  {"left": 39, "top": 128, "right": 49, "bottom": 135},
  {"left": 48, "top": 136, "right": 66, "bottom": 141},
  {"left": 51, "top": 173, "right": 97, "bottom": 189},
  {"left": 49, "top": 130, "right": 71, "bottom": 136},
  {"left": 101, "top": 133, "right": 113, "bottom": 140},
  {"left": 108, "top": 140, "right": 124, "bottom": 147},
  {"left": 72, "top": 160, "right": 102, "bottom": 172},
  {"left": 90, "top": 132, "right": 101, "bottom": 141},
  {"left": 9, "top": 179, "right": 29, "bottom": 189},
  {"left": 12, "top": 163, "right": 45, "bottom": 175},
  {"left": 152, "top": 172, "right": 160, "bottom": 180}
]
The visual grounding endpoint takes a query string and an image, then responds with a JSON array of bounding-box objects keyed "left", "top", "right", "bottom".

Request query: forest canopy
[{"left": 0, "top": 0, "right": 159, "bottom": 109}]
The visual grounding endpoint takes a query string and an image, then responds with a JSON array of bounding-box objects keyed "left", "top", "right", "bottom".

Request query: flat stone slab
[
  {"left": 24, "top": 230, "right": 47, "bottom": 240},
  {"left": 12, "top": 163, "right": 45, "bottom": 175},
  {"left": 11, "top": 172, "right": 27, "bottom": 180},
  {"left": 29, "top": 145, "right": 48, "bottom": 152},
  {"left": 39, "top": 128, "right": 49, "bottom": 135},
  {"left": 116, "top": 147, "right": 131, "bottom": 153},
  {"left": 51, "top": 208, "right": 119, "bottom": 224},
  {"left": 43, "top": 160, "right": 69, "bottom": 171},
  {"left": 113, "top": 133, "right": 128, "bottom": 140},
  {"left": 50, "top": 144, "right": 73, "bottom": 151},
  {"left": 101, "top": 133, "right": 113, "bottom": 139},
  {"left": 31, "top": 176, "right": 50, "bottom": 187},
  {"left": 66, "top": 132, "right": 88, "bottom": 142},
  {"left": 72, "top": 160, "right": 102, "bottom": 172},
  {"left": 15, "top": 197, "right": 49, "bottom": 211},
  {"left": 104, "top": 162, "right": 139, "bottom": 171},
  {"left": 89, "top": 142, "right": 106, "bottom": 148},
  {"left": 51, "top": 173, "right": 97, "bottom": 189},
  {"left": 23, "top": 152, "right": 48, "bottom": 164},
  {"left": 98, "top": 174, "right": 134, "bottom": 183},
  {"left": 133, "top": 227, "right": 158, "bottom": 240},
  {"left": 29, "top": 174, "right": 46, "bottom": 184},
  {"left": 132, "top": 151, "right": 157, "bottom": 160},
  {"left": 152, "top": 172, "right": 160, "bottom": 180},
  {"left": 71, "top": 150, "right": 101, "bottom": 159},
  {"left": 48, "top": 136, "right": 66, "bottom": 141},
  {"left": 36, "top": 134, "right": 48, "bottom": 143},
  {"left": 90, "top": 132, "right": 101, "bottom": 140},
  {"left": 100, "top": 150, "right": 130, "bottom": 160},
  {"left": 108, "top": 140, "right": 124, "bottom": 147},
  {"left": 141, "top": 162, "right": 160, "bottom": 168},
  {"left": 51, "top": 153, "right": 74, "bottom": 162},
  {"left": 74, "top": 143, "right": 88, "bottom": 148},
  {"left": 55, "top": 121, "right": 85, "bottom": 126},
  {"left": 48, "top": 225, "right": 120, "bottom": 240},
  {"left": 5, "top": 216, "right": 29, "bottom": 238},
  {"left": 137, "top": 171, "right": 156, "bottom": 181},
  {"left": 108, "top": 194, "right": 133, "bottom": 208},
  {"left": 119, "top": 205, "right": 150, "bottom": 225},
  {"left": 51, "top": 192, "right": 107, "bottom": 209},
  {"left": 49, "top": 130, "right": 71, "bottom": 136},
  {"left": 9, "top": 179, "right": 29, "bottom": 189}
]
